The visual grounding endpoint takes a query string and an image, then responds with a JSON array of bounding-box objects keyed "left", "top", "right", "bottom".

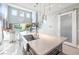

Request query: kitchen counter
[{"left": 28, "top": 33, "right": 66, "bottom": 55}]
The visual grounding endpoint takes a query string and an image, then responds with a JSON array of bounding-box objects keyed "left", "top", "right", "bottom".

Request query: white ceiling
[
  {"left": 11, "top": 3, "right": 52, "bottom": 12},
  {"left": 9, "top": 3, "right": 77, "bottom": 14}
]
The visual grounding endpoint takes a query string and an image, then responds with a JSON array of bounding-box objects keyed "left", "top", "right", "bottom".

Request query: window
[
  {"left": 0, "top": 4, "right": 2, "bottom": 15},
  {"left": 8, "top": 6, "right": 32, "bottom": 23},
  {"left": 26, "top": 12, "right": 31, "bottom": 18},
  {"left": 11, "top": 8, "right": 18, "bottom": 16},
  {"left": 19, "top": 11, "right": 24, "bottom": 17},
  {"left": 32, "top": 12, "right": 36, "bottom": 23}
]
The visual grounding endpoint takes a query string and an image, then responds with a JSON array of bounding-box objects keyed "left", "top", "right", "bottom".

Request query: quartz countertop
[{"left": 28, "top": 33, "right": 66, "bottom": 55}]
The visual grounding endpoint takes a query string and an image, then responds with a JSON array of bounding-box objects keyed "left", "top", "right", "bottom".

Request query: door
[
  {"left": 0, "top": 17, "right": 3, "bottom": 44},
  {"left": 58, "top": 10, "right": 77, "bottom": 47},
  {"left": 0, "top": 4, "right": 3, "bottom": 44}
]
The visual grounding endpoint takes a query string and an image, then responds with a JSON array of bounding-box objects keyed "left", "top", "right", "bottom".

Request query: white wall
[
  {"left": 39, "top": 4, "right": 79, "bottom": 41},
  {"left": 39, "top": 14, "right": 58, "bottom": 36}
]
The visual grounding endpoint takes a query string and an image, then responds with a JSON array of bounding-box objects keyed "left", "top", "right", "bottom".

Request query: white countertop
[{"left": 28, "top": 33, "right": 66, "bottom": 55}]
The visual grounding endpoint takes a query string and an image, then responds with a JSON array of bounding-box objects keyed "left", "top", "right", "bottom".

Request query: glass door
[
  {"left": 0, "top": 17, "right": 3, "bottom": 44},
  {"left": 58, "top": 10, "right": 77, "bottom": 47},
  {"left": 0, "top": 4, "right": 3, "bottom": 44}
]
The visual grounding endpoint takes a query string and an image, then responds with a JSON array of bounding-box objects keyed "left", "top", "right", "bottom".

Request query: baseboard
[{"left": 63, "top": 42, "right": 77, "bottom": 48}]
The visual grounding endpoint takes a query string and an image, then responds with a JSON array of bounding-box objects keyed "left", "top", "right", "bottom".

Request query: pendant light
[
  {"left": 43, "top": 4, "right": 47, "bottom": 24},
  {"left": 33, "top": 3, "right": 39, "bottom": 39}
]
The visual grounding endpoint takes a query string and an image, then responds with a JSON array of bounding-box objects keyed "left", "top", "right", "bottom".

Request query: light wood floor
[{"left": 62, "top": 44, "right": 79, "bottom": 55}]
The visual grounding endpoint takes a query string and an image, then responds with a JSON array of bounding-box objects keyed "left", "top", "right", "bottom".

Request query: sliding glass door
[
  {"left": 61, "top": 13, "right": 72, "bottom": 43},
  {"left": 0, "top": 4, "right": 3, "bottom": 44},
  {"left": 0, "top": 19, "right": 3, "bottom": 44},
  {"left": 58, "top": 10, "right": 77, "bottom": 47}
]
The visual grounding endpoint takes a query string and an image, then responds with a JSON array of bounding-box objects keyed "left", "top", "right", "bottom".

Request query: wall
[
  {"left": 39, "top": 14, "right": 58, "bottom": 36},
  {"left": 38, "top": 4, "right": 79, "bottom": 46}
]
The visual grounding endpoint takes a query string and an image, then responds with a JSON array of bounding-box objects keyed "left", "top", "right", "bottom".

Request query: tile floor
[{"left": 0, "top": 40, "right": 23, "bottom": 55}]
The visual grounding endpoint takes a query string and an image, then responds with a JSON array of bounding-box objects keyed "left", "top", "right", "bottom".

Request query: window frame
[{"left": 8, "top": 6, "right": 32, "bottom": 24}]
